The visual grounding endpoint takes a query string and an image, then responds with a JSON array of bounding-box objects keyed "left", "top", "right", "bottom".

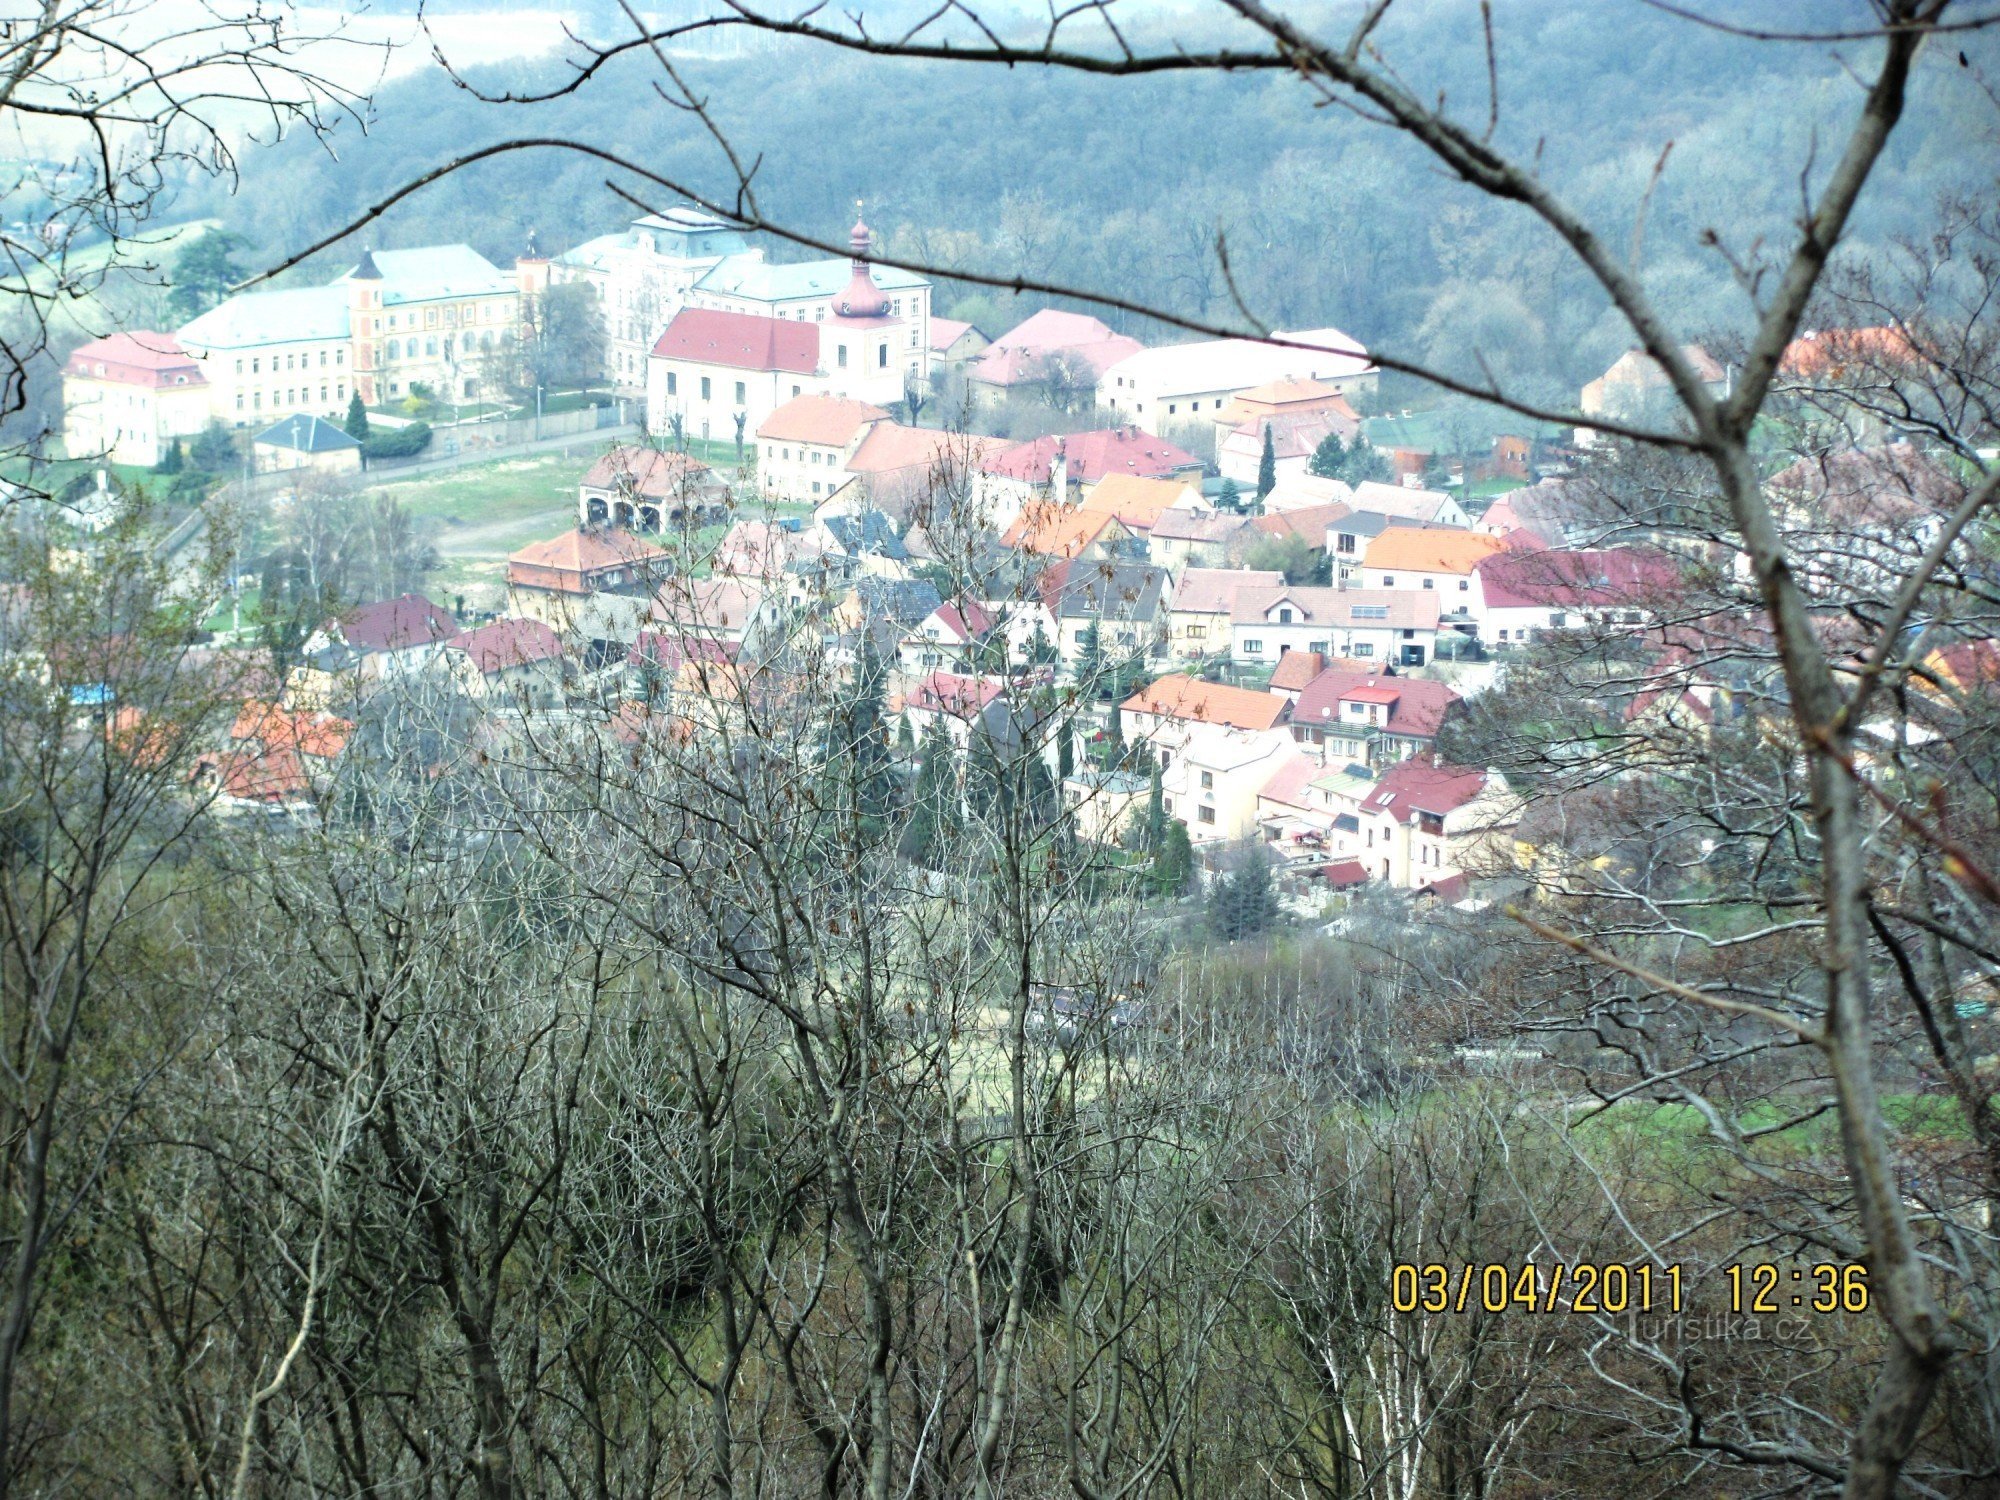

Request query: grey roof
[
  {"left": 821, "top": 510, "right": 907, "bottom": 561},
  {"left": 179, "top": 285, "right": 349, "bottom": 350},
  {"left": 1054, "top": 562, "right": 1168, "bottom": 621},
  {"left": 695, "top": 250, "right": 927, "bottom": 303},
  {"left": 558, "top": 211, "right": 749, "bottom": 272},
  {"left": 350, "top": 248, "right": 383, "bottom": 280},
  {"left": 255, "top": 414, "right": 361, "bottom": 453},
  {"left": 337, "top": 245, "right": 515, "bottom": 305},
  {"left": 851, "top": 577, "right": 943, "bottom": 628}
]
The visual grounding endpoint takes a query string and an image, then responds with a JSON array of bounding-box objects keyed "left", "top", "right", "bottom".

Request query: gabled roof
[
  {"left": 1170, "top": 567, "right": 1285, "bottom": 615},
  {"left": 581, "top": 445, "right": 719, "bottom": 500},
  {"left": 1048, "top": 561, "right": 1167, "bottom": 621},
  {"left": 714, "top": 519, "right": 811, "bottom": 577},
  {"left": 1233, "top": 586, "right": 1442, "bottom": 631},
  {"left": 1001, "top": 501, "right": 1122, "bottom": 559},
  {"left": 447, "top": 617, "right": 564, "bottom": 674},
  {"left": 1473, "top": 547, "right": 1679, "bottom": 610},
  {"left": 970, "top": 310, "right": 1142, "bottom": 387},
  {"left": 1361, "top": 755, "right": 1493, "bottom": 822},
  {"left": 1100, "top": 327, "right": 1374, "bottom": 394},
  {"left": 1258, "top": 750, "right": 1322, "bottom": 809},
  {"left": 653, "top": 307, "right": 818, "bottom": 374},
  {"left": 757, "top": 394, "right": 890, "bottom": 446},
  {"left": 929, "top": 316, "right": 982, "bottom": 351},
  {"left": 821, "top": 510, "right": 907, "bottom": 560},
  {"left": 693, "top": 251, "right": 927, "bottom": 302},
  {"left": 845, "top": 423, "right": 1003, "bottom": 476},
  {"left": 1780, "top": 326, "right": 1921, "bottom": 380},
  {"left": 254, "top": 413, "right": 361, "bottom": 453},
  {"left": 337, "top": 595, "right": 457, "bottom": 653},
  {"left": 1149, "top": 510, "right": 1252, "bottom": 545},
  {"left": 1254, "top": 502, "right": 1351, "bottom": 543},
  {"left": 340, "top": 245, "right": 515, "bottom": 304},
  {"left": 1293, "top": 671, "right": 1460, "bottom": 740},
  {"left": 627, "top": 631, "right": 739, "bottom": 671},
  {"left": 509, "top": 527, "right": 674, "bottom": 579},
  {"left": 178, "top": 285, "right": 349, "bottom": 349},
  {"left": 924, "top": 600, "right": 994, "bottom": 642},
  {"left": 1080, "top": 473, "right": 1203, "bottom": 531},
  {"left": 230, "top": 700, "right": 353, "bottom": 759},
  {"left": 1267, "top": 650, "right": 1326, "bottom": 692},
  {"left": 1348, "top": 481, "right": 1458, "bottom": 524},
  {"left": 1122, "top": 673, "right": 1288, "bottom": 732},
  {"left": 983, "top": 428, "right": 1200, "bottom": 486},
  {"left": 906, "top": 671, "right": 1005, "bottom": 719},
  {"left": 652, "top": 575, "right": 769, "bottom": 632},
  {"left": 67, "top": 333, "right": 206, "bottom": 389},
  {"left": 1362, "top": 527, "right": 1510, "bottom": 575}
]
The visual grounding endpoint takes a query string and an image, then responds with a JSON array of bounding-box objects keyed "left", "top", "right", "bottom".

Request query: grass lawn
[{"left": 1464, "top": 477, "right": 1526, "bottom": 500}]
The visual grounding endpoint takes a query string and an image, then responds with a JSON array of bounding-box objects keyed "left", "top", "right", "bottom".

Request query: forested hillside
[{"left": 208, "top": 0, "right": 1995, "bottom": 399}]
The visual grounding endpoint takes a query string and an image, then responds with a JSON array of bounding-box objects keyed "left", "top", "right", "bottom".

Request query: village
[{"left": 40, "top": 204, "right": 1984, "bottom": 924}]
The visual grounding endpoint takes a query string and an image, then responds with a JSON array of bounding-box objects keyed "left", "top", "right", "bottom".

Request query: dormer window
[{"left": 1279, "top": 607, "right": 1294, "bottom": 624}]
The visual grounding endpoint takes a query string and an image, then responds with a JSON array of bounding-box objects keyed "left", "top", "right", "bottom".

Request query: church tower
[
  {"left": 830, "top": 211, "right": 891, "bottom": 319},
  {"left": 347, "top": 248, "right": 384, "bottom": 405}
]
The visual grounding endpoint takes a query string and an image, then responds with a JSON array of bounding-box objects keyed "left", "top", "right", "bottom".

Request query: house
[
  {"left": 833, "top": 423, "right": 1011, "bottom": 531},
  {"left": 1261, "top": 473, "right": 1355, "bottom": 514},
  {"left": 201, "top": 699, "right": 355, "bottom": 810},
  {"left": 1324, "top": 510, "right": 1462, "bottom": 585},
  {"left": 648, "top": 308, "right": 828, "bottom": 444},
  {"left": 929, "top": 317, "right": 990, "bottom": 367},
  {"left": 755, "top": 395, "right": 890, "bottom": 504},
  {"left": 441, "top": 617, "right": 566, "bottom": 703},
  {"left": 1357, "top": 527, "right": 1511, "bottom": 597},
  {"left": 899, "top": 600, "right": 994, "bottom": 676},
  {"left": 1120, "top": 673, "right": 1290, "bottom": 774},
  {"left": 1230, "top": 586, "right": 1442, "bottom": 668},
  {"left": 1215, "top": 378, "right": 1360, "bottom": 434},
  {"left": 1164, "top": 567, "right": 1285, "bottom": 660},
  {"left": 714, "top": 518, "right": 816, "bottom": 580},
  {"left": 966, "top": 309, "right": 1142, "bottom": 407},
  {"left": 1063, "top": 768, "right": 1148, "bottom": 846},
  {"left": 1253, "top": 501, "right": 1351, "bottom": 551},
  {"left": 507, "top": 527, "right": 675, "bottom": 650},
  {"left": 1353, "top": 755, "right": 1517, "bottom": 891},
  {"left": 1001, "top": 502, "right": 1131, "bottom": 563},
  {"left": 1098, "top": 328, "right": 1377, "bottom": 438},
  {"left": 980, "top": 428, "right": 1201, "bottom": 516},
  {"left": 1467, "top": 546, "right": 1678, "bottom": 647},
  {"left": 1160, "top": 722, "right": 1297, "bottom": 843},
  {"left": 1148, "top": 509, "right": 1255, "bottom": 572},
  {"left": 288, "top": 593, "right": 459, "bottom": 706},
  {"left": 1254, "top": 750, "right": 1336, "bottom": 858},
  {"left": 1078, "top": 474, "right": 1210, "bottom": 541},
  {"left": 899, "top": 671, "right": 1007, "bottom": 751},
  {"left": 651, "top": 575, "right": 775, "bottom": 650},
  {"left": 1217, "top": 411, "right": 1360, "bottom": 490},
  {"left": 1764, "top": 444, "right": 1962, "bottom": 598},
  {"left": 252, "top": 414, "right": 362, "bottom": 477},
  {"left": 1347, "top": 480, "right": 1472, "bottom": 529},
  {"left": 625, "top": 631, "right": 742, "bottom": 710},
  {"left": 61, "top": 333, "right": 210, "bottom": 467},
  {"left": 1290, "top": 669, "right": 1460, "bottom": 769},
  {"left": 810, "top": 509, "right": 910, "bottom": 580},
  {"left": 576, "top": 444, "right": 729, "bottom": 531},
  {"left": 1577, "top": 344, "right": 1729, "bottom": 446},
  {"left": 1042, "top": 560, "right": 1171, "bottom": 665},
  {"left": 1474, "top": 479, "right": 1575, "bottom": 546}
]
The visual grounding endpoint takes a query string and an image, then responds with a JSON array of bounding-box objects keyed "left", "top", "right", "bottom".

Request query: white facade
[{"left": 1098, "top": 327, "right": 1378, "bottom": 437}]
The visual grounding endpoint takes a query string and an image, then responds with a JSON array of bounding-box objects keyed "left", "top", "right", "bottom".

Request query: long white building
[{"left": 1098, "top": 327, "right": 1377, "bottom": 439}]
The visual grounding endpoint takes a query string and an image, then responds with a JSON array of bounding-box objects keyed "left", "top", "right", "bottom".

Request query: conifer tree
[
  {"left": 343, "top": 391, "right": 370, "bottom": 442},
  {"left": 1308, "top": 430, "right": 1346, "bottom": 479},
  {"left": 1256, "top": 425, "right": 1277, "bottom": 500}
]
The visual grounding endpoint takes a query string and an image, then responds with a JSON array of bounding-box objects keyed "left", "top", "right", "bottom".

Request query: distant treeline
[{"left": 200, "top": 1, "right": 1993, "bottom": 402}]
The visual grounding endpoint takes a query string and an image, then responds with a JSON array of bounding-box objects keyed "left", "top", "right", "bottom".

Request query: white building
[
  {"left": 1098, "top": 327, "right": 1377, "bottom": 438},
  {"left": 60, "top": 334, "right": 211, "bottom": 467},
  {"left": 756, "top": 395, "right": 891, "bottom": 504},
  {"left": 1229, "top": 586, "right": 1443, "bottom": 669}
]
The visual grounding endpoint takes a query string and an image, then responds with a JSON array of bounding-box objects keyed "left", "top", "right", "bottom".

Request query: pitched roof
[
  {"left": 67, "top": 332, "right": 206, "bottom": 389},
  {"left": 756, "top": 394, "right": 889, "bottom": 446},
  {"left": 1267, "top": 650, "right": 1326, "bottom": 692},
  {"left": 1048, "top": 561, "right": 1168, "bottom": 621},
  {"left": 1473, "top": 547, "right": 1679, "bottom": 610},
  {"left": 983, "top": 428, "right": 1199, "bottom": 485},
  {"left": 1348, "top": 481, "right": 1458, "bottom": 524},
  {"left": 447, "top": 617, "right": 564, "bottom": 674},
  {"left": 1233, "top": 586, "right": 1442, "bottom": 631},
  {"left": 509, "top": 527, "right": 674, "bottom": 579},
  {"left": 1258, "top": 750, "right": 1322, "bottom": 809},
  {"left": 1170, "top": 567, "right": 1285, "bottom": 615},
  {"left": 1263, "top": 474, "right": 1356, "bottom": 512},
  {"left": 714, "top": 519, "right": 809, "bottom": 577},
  {"left": 254, "top": 413, "right": 361, "bottom": 453},
  {"left": 1221, "top": 411, "right": 1358, "bottom": 463},
  {"left": 1293, "top": 671, "right": 1460, "bottom": 740},
  {"left": 1099, "top": 327, "right": 1374, "bottom": 394},
  {"left": 1122, "top": 673, "right": 1288, "bottom": 732},
  {"left": 341, "top": 245, "right": 514, "bottom": 304},
  {"left": 627, "top": 631, "right": 739, "bottom": 670},
  {"left": 1361, "top": 755, "right": 1494, "bottom": 822},
  {"left": 970, "top": 310, "right": 1142, "bottom": 386},
  {"left": 1079, "top": 473, "right": 1202, "bottom": 531},
  {"left": 693, "top": 251, "right": 927, "bottom": 302},
  {"left": 1363, "top": 527, "right": 1510, "bottom": 575},
  {"left": 1149, "top": 509, "right": 1253, "bottom": 545},
  {"left": 907, "top": 671, "right": 1005, "bottom": 719},
  {"left": 178, "top": 284, "right": 349, "bottom": 349},
  {"left": 337, "top": 594, "right": 457, "bottom": 653},
  {"left": 1781, "top": 326, "right": 1922, "bottom": 380},
  {"left": 1766, "top": 444, "right": 1961, "bottom": 530},
  {"left": 1254, "top": 502, "right": 1351, "bottom": 543},
  {"left": 652, "top": 575, "right": 768, "bottom": 631},
  {"left": 821, "top": 510, "right": 907, "bottom": 560},
  {"left": 928, "top": 316, "right": 980, "bottom": 352},
  {"left": 845, "top": 423, "right": 1003, "bottom": 475},
  {"left": 652, "top": 307, "right": 818, "bottom": 373},
  {"left": 1001, "top": 500, "right": 1121, "bottom": 558},
  {"left": 927, "top": 600, "right": 993, "bottom": 641},
  {"left": 229, "top": 700, "right": 353, "bottom": 759},
  {"left": 581, "top": 445, "right": 719, "bottom": 500}
]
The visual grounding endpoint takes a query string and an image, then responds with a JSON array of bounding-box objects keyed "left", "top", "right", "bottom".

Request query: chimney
[{"left": 1053, "top": 440, "right": 1069, "bottom": 509}]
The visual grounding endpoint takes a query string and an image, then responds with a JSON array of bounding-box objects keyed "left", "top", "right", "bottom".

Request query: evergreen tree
[
  {"left": 189, "top": 419, "right": 236, "bottom": 473},
  {"left": 1057, "top": 726, "right": 1074, "bottom": 785},
  {"left": 1075, "top": 622, "right": 1104, "bottom": 691},
  {"left": 1256, "top": 425, "right": 1277, "bottom": 500},
  {"left": 343, "top": 391, "right": 371, "bottom": 442},
  {"left": 1101, "top": 705, "right": 1125, "bottom": 769},
  {"left": 904, "top": 721, "right": 960, "bottom": 865},
  {"left": 1217, "top": 476, "right": 1242, "bottom": 512},
  {"left": 1339, "top": 436, "right": 1392, "bottom": 485},
  {"left": 1144, "top": 761, "right": 1165, "bottom": 850},
  {"left": 151, "top": 438, "right": 184, "bottom": 476},
  {"left": 839, "top": 636, "right": 893, "bottom": 825},
  {"left": 165, "top": 229, "right": 243, "bottom": 321},
  {"left": 1308, "top": 430, "right": 1347, "bottom": 479},
  {"left": 1208, "top": 843, "right": 1280, "bottom": 940},
  {"left": 1155, "top": 820, "right": 1194, "bottom": 898}
]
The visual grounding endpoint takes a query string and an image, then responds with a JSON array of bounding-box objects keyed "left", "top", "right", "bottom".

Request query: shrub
[{"left": 362, "top": 421, "right": 433, "bottom": 461}]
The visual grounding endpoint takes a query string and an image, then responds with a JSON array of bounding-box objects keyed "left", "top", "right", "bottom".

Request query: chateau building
[{"left": 61, "top": 333, "right": 210, "bottom": 466}]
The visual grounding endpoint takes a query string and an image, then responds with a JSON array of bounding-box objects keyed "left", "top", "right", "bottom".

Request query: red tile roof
[
  {"left": 653, "top": 308, "right": 818, "bottom": 374},
  {"left": 756, "top": 395, "right": 889, "bottom": 446},
  {"left": 983, "top": 428, "right": 1199, "bottom": 486},
  {"left": 581, "top": 445, "right": 718, "bottom": 500},
  {"left": 230, "top": 700, "right": 353, "bottom": 759},
  {"left": 66, "top": 332, "right": 206, "bottom": 389},
  {"left": 1321, "top": 860, "right": 1369, "bottom": 889},
  {"left": 508, "top": 528, "right": 673, "bottom": 583},
  {"left": 338, "top": 595, "right": 457, "bottom": 653},
  {"left": 1293, "top": 671, "right": 1459, "bottom": 740},
  {"left": 930, "top": 600, "right": 993, "bottom": 640},
  {"left": 1474, "top": 547, "right": 1680, "bottom": 610},
  {"left": 1361, "top": 756, "right": 1491, "bottom": 822},
  {"left": 846, "top": 423, "right": 1003, "bottom": 475},
  {"left": 448, "top": 617, "right": 564, "bottom": 674},
  {"left": 1267, "top": 650, "right": 1326, "bottom": 692},
  {"left": 907, "top": 671, "right": 1004, "bottom": 718},
  {"left": 1122, "top": 673, "right": 1288, "bottom": 732}
]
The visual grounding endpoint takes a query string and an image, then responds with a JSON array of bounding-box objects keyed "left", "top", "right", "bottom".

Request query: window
[
  {"left": 837, "top": 345, "right": 848, "bottom": 369},
  {"left": 1278, "top": 607, "right": 1294, "bottom": 624},
  {"left": 253, "top": 392, "right": 262, "bottom": 409},
  {"left": 877, "top": 344, "right": 888, "bottom": 368},
  {"left": 811, "top": 481, "right": 821, "bottom": 495},
  {"left": 792, "top": 385, "right": 802, "bottom": 397},
  {"left": 1551, "top": 612, "right": 1568, "bottom": 628},
  {"left": 1200, "top": 771, "right": 1213, "bottom": 790},
  {"left": 1351, "top": 605, "right": 1389, "bottom": 620},
  {"left": 1337, "top": 533, "right": 1355, "bottom": 553},
  {"left": 337, "top": 382, "right": 345, "bottom": 398},
  {"left": 1169, "top": 404, "right": 1177, "bottom": 415},
  {"left": 389, "top": 382, "right": 400, "bottom": 395},
  {"left": 425, "top": 338, "right": 438, "bottom": 357},
  {"left": 1422, "top": 579, "right": 1434, "bottom": 589},
  {"left": 1459, "top": 579, "right": 1470, "bottom": 590},
  {"left": 320, "top": 384, "right": 328, "bottom": 401},
  {"left": 701, "top": 376, "right": 712, "bottom": 400},
  {"left": 1243, "top": 638, "right": 1263, "bottom": 654},
  {"left": 1381, "top": 575, "right": 1395, "bottom": 587},
  {"left": 336, "top": 351, "right": 344, "bottom": 367},
  {"left": 235, "top": 393, "right": 244, "bottom": 411},
  {"left": 234, "top": 359, "right": 244, "bottom": 375},
  {"left": 1197, "top": 806, "right": 1216, "bottom": 825},
  {"left": 252, "top": 358, "right": 261, "bottom": 374},
  {"left": 667, "top": 372, "right": 678, "bottom": 396},
  {"left": 387, "top": 339, "right": 399, "bottom": 359},
  {"left": 1186, "top": 623, "right": 1206, "bottom": 639},
  {"left": 1354, "top": 642, "right": 1374, "bottom": 657},
  {"left": 734, "top": 381, "right": 746, "bottom": 405},
  {"left": 319, "top": 351, "right": 327, "bottom": 368}
]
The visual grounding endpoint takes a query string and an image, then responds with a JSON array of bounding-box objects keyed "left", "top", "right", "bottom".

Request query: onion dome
[{"left": 831, "top": 213, "right": 891, "bottom": 319}]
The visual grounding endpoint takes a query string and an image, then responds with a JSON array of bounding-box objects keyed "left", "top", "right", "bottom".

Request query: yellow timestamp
[
  {"left": 1726, "top": 1262, "right": 1869, "bottom": 1314},
  {"left": 1391, "top": 1262, "right": 1683, "bottom": 1315}
]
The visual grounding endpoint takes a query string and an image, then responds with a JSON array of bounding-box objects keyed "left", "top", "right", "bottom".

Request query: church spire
[{"left": 832, "top": 201, "right": 891, "bottom": 319}]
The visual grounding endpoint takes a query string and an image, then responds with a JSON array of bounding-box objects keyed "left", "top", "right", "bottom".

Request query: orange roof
[
  {"left": 1000, "top": 500, "right": 1121, "bottom": 559},
  {"left": 1781, "top": 326, "right": 1921, "bottom": 380},
  {"left": 1121, "top": 673, "right": 1288, "bottom": 732},
  {"left": 756, "top": 395, "right": 890, "bottom": 447},
  {"left": 846, "top": 423, "right": 1003, "bottom": 475},
  {"left": 230, "top": 700, "right": 353, "bottom": 759},
  {"left": 1363, "top": 527, "right": 1509, "bottom": 576},
  {"left": 1079, "top": 474, "right": 1199, "bottom": 530},
  {"left": 1267, "top": 650, "right": 1325, "bottom": 692},
  {"left": 509, "top": 527, "right": 674, "bottom": 578}
]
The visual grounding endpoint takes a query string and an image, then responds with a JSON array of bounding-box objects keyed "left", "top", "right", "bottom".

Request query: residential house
[
  {"left": 1356, "top": 527, "right": 1511, "bottom": 601},
  {"left": 651, "top": 575, "right": 776, "bottom": 651},
  {"left": 1474, "top": 478, "right": 1576, "bottom": 546},
  {"left": 1577, "top": 344, "right": 1729, "bottom": 446},
  {"left": 625, "top": 631, "right": 743, "bottom": 712},
  {"left": 61, "top": 333, "right": 210, "bottom": 466},
  {"left": 1079, "top": 473, "right": 1210, "bottom": 541},
  {"left": 1467, "top": 546, "right": 1678, "bottom": 648},
  {"left": 576, "top": 444, "right": 728, "bottom": 531},
  {"left": 1044, "top": 560, "right": 1171, "bottom": 666},
  {"left": 1354, "top": 755, "right": 1517, "bottom": 893},
  {"left": 441, "top": 617, "right": 566, "bottom": 704},
  {"left": 1164, "top": 567, "right": 1285, "bottom": 660},
  {"left": 755, "top": 394, "right": 890, "bottom": 504},
  {"left": 1214, "top": 377, "right": 1360, "bottom": 435},
  {"left": 289, "top": 593, "right": 459, "bottom": 707},
  {"left": 929, "top": 317, "right": 990, "bottom": 367},
  {"left": 832, "top": 423, "right": 1011, "bottom": 531},
  {"left": 1252, "top": 501, "right": 1350, "bottom": 559},
  {"left": 966, "top": 309, "right": 1141, "bottom": 407},
  {"left": 1159, "top": 721, "right": 1297, "bottom": 843},
  {"left": 1290, "top": 669, "right": 1460, "bottom": 769},
  {"left": 201, "top": 700, "right": 354, "bottom": 811},
  {"left": 252, "top": 414, "right": 362, "bottom": 477},
  {"left": 899, "top": 600, "right": 994, "bottom": 676},
  {"left": 713, "top": 518, "right": 817, "bottom": 580},
  {"left": 1001, "top": 501, "right": 1132, "bottom": 563},
  {"left": 1254, "top": 750, "right": 1336, "bottom": 858},
  {"left": 1120, "top": 674, "right": 1290, "bottom": 772},
  {"left": 507, "top": 527, "right": 675, "bottom": 651},
  {"left": 810, "top": 509, "right": 910, "bottom": 580},
  {"left": 1261, "top": 473, "right": 1355, "bottom": 514},
  {"left": 1764, "top": 444, "right": 1962, "bottom": 600},
  {"left": 1217, "top": 411, "right": 1359, "bottom": 490},
  {"left": 647, "top": 308, "right": 827, "bottom": 444},
  {"left": 899, "top": 671, "right": 1007, "bottom": 752},
  {"left": 1347, "top": 480, "right": 1472, "bottom": 529},
  {"left": 1098, "top": 328, "right": 1378, "bottom": 439},
  {"left": 1230, "top": 586, "right": 1442, "bottom": 668},
  {"left": 1063, "top": 768, "right": 1148, "bottom": 846},
  {"left": 980, "top": 427, "right": 1201, "bottom": 518},
  {"left": 1147, "top": 509, "right": 1254, "bottom": 572}
]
